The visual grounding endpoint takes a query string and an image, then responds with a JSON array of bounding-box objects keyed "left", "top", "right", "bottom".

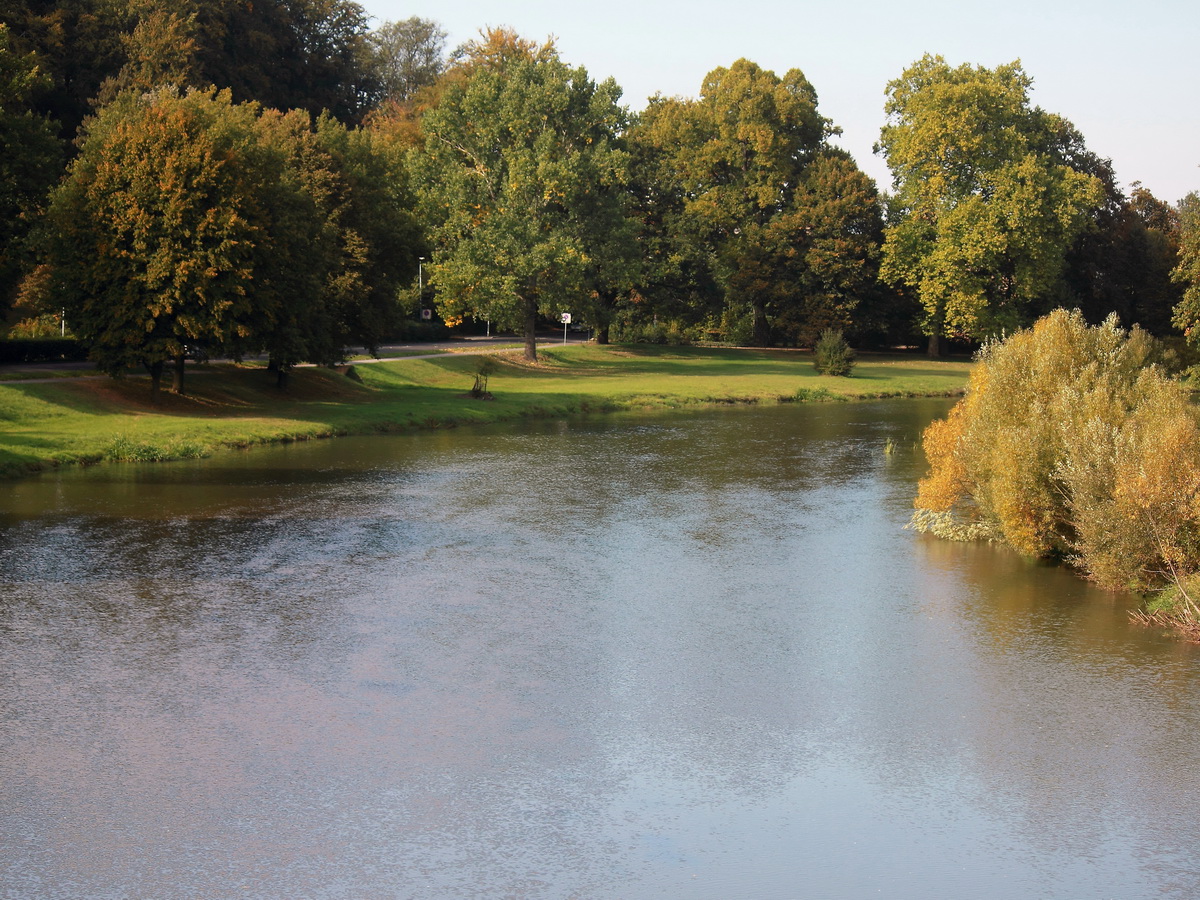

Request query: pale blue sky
[{"left": 365, "top": 0, "right": 1198, "bottom": 203}]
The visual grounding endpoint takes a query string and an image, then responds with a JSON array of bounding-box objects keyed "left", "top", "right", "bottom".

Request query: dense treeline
[{"left": 2, "top": 4, "right": 1198, "bottom": 381}]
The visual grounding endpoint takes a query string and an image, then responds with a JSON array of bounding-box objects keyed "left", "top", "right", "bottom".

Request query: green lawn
[{"left": 0, "top": 344, "right": 972, "bottom": 479}]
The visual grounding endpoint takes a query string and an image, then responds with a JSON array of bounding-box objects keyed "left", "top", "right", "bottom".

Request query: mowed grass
[{"left": 0, "top": 343, "right": 972, "bottom": 478}]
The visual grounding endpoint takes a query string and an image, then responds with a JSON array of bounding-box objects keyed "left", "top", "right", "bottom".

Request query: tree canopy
[
  {"left": 0, "top": 23, "right": 62, "bottom": 310},
  {"left": 410, "top": 38, "right": 634, "bottom": 360},
  {"left": 627, "top": 59, "right": 886, "bottom": 346},
  {"left": 1171, "top": 192, "right": 1200, "bottom": 347},
  {"left": 2, "top": 10, "right": 1194, "bottom": 370},
  {"left": 36, "top": 87, "right": 417, "bottom": 393},
  {"left": 877, "top": 55, "right": 1105, "bottom": 355}
]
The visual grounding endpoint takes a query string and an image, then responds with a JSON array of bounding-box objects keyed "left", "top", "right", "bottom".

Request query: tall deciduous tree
[
  {"left": 6, "top": 0, "right": 378, "bottom": 144},
  {"left": 877, "top": 55, "right": 1104, "bottom": 355},
  {"left": 0, "top": 23, "right": 63, "bottom": 313},
  {"left": 367, "top": 16, "right": 446, "bottom": 103},
  {"left": 39, "top": 88, "right": 282, "bottom": 394},
  {"left": 410, "top": 36, "right": 634, "bottom": 360},
  {"left": 1171, "top": 192, "right": 1200, "bottom": 345},
  {"left": 36, "top": 87, "right": 418, "bottom": 394},
  {"left": 628, "top": 59, "right": 882, "bottom": 346}
]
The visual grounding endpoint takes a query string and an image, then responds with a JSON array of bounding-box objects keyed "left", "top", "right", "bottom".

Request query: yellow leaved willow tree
[{"left": 912, "top": 309, "right": 1200, "bottom": 632}]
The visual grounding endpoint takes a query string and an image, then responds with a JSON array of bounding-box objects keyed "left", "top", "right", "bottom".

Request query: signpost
[{"left": 560, "top": 312, "right": 571, "bottom": 344}]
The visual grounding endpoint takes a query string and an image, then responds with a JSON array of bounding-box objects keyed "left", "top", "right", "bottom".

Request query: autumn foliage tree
[
  {"left": 37, "top": 87, "right": 418, "bottom": 394},
  {"left": 913, "top": 310, "right": 1200, "bottom": 613}
]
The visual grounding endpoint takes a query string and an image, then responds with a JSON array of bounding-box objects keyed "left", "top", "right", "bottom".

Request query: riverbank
[{"left": 0, "top": 343, "right": 972, "bottom": 479}]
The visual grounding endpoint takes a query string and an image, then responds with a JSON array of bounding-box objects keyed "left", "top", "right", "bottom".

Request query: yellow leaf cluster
[{"left": 913, "top": 309, "right": 1200, "bottom": 597}]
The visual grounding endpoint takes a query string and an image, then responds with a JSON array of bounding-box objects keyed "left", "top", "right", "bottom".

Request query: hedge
[{"left": 0, "top": 339, "right": 89, "bottom": 364}]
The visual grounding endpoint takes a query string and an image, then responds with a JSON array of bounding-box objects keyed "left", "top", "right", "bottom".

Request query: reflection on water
[{"left": 3, "top": 400, "right": 1199, "bottom": 898}]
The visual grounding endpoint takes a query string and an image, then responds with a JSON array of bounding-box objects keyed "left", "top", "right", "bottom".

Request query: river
[{"left": 2, "top": 399, "right": 1199, "bottom": 898}]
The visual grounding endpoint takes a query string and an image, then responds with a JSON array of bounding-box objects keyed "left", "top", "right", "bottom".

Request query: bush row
[{"left": 0, "top": 339, "right": 89, "bottom": 364}]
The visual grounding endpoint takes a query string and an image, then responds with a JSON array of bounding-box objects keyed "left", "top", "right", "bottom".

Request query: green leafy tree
[
  {"left": 92, "top": 2, "right": 200, "bottom": 103},
  {"left": 877, "top": 55, "right": 1104, "bottom": 355},
  {"left": 0, "top": 23, "right": 63, "bottom": 312},
  {"left": 2, "top": 0, "right": 128, "bottom": 143},
  {"left": 1172, "top": 192, "right": 1200, "bottom": 346},
  {"left": 631, "top": 60, "right": 827, "bottom": 345},
  {"left": 410, "top": 37, "right": 634, "bottom": 360},
  {"left": 39, "top": 88, "right": 281, "bottom": 394},
  {"left": 367, "top": 16, "right": 446, "bottom": 103},
  {"left": 622, "top": 96, "right": 722, "bottom": 341},
  {"left": 628, "top": 60, "right": 883, "bottom": 347},
  {"left": 6, "top": 0, "right": 378, "bottom": 144},
  {"left": 1062, "top": 148, "right": 1182, "bottom": 336},
  {"left": 36, "top": 87, "right": 418, "bottom": 393},
  {"left": 304, "top": 114, "right": 421, "bottom": 359},
  {"left": 777, "top": 149, "right": 886, "bottom": 345}
]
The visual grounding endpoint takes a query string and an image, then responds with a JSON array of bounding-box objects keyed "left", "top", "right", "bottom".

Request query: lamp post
[{"left": 418, "top": 256, "right": 424, "bottom": 296}]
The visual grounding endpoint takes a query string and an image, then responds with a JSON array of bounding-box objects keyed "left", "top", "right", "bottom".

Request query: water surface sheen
[{"left": 2, "top": 400, "right": 1199, "bottom": 899}]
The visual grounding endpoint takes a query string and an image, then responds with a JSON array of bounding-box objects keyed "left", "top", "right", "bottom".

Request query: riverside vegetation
[
  {"left": 0, "top": 344, "right": 970, "bottom": 478},
  {"left": 912, "top": 309, "right": 1200, "bottom": 638}
]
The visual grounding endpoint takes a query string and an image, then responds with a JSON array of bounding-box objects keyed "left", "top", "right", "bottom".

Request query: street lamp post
[{"left": 418, "top": 257, "right": 424, "bottom": 295}]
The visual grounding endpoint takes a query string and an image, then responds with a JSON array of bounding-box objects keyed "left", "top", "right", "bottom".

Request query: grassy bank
[{"left": 0, "top": 344, "right": 972, "bottom": 479}]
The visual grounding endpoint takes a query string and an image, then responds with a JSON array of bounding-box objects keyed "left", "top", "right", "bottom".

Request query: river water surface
[{"left": 3, "top": 400, "right": 1200, "bottom": 898}]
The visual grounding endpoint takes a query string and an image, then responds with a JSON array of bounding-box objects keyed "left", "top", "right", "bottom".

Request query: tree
[
  {"left": 5, "top": 0, "right": 379, "bottom": 144},
  {"left": 367, "top": 16, "right": 446, "bottom": 103},
  {"left": 632, "top": 60, "right": 827, "bottom": 345},
  {"left": 38, "top": 88, "right": 282, "bottom": 394},
  {"left": 306, "top": 114, "right": 422, "bottom": 358},
  {"left": 627, "top": 60, "right": 883, "bottom": 347},
  {"left": 1061, "top": 147, "right": 1182, "bottom": 336},
  {"left": 93, "top": 2, "right": 201, "bottom": 104},
  {"left": 877, "top": 55, "right": 1104, "bottom": 356},
  {"left": 776, "top": 148, "right": 886, "bottom": 346},
  {"left": 1172, "top": 192, "right": 1200, "bottom": 346},
  {"left": 1, "top": 0, "right": 128, "bottom": 144},
  {"left": 0, "top": 23, "right": 63, "bottom": 313},
  {"left": 912, "top": 309, "right": 1200, "bottom": 601},
  {"left": 35, "top": 87, "right": 418, "bottom": 394},
  {"left": 410, "top": 37, "right": 634, "bottom": 360}
]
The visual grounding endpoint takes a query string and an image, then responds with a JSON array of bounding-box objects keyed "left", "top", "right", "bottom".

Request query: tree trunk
[
  {"left": 266, "top": 357, "right": 289, "bottom": 389},
  {"left": 752, "top": 300, "right": 770, "bottom": 347},
  {"left": 146, "top": 360, "right": 163, "bottom": 401},
  {"left": 595, "top": 324, "right": 610, "bottom": 345},
  {"left": 172, "top": 353, "right": 186, "bottom": 394},
  {"left": 927, "top": 332, "right": 943, "bottom": 358},
  {"left": 523, "top": 296, "right": 538, "bottom": 362}
]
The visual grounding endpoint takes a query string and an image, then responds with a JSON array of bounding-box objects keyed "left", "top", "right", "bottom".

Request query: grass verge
[{"left": 0, "top": 344, "right": 971, "bottom": 479}]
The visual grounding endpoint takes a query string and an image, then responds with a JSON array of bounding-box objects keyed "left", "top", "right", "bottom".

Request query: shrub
[
  {"left": 0, "top": 338, "right": 89, "bottom": 364},
  {"left": 813, "top": 329, "right": 856, "bottom": 376},
  {"left": 720, "top": 304, "right": 755, "bottom": 346},
  {"left": 105, "top": 434, "right": 207, "bottom": 462},
  {"left": 470, "top": 356, "right": 497, "bottom": 398},
  {"left": 912, "top": 309, "right": 1200, "bottom": 605},
  {"left": 611, "top": 319, "right": 692, "bottom": 346}
]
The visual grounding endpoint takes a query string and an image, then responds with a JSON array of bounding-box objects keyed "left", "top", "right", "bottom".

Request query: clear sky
[{"left": 363, "top": 0, "right": 1198, "bottom": 204}]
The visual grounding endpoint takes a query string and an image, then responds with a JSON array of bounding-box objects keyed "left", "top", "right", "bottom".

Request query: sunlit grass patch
[{"left": 0, "top": 344, "right": 972, "bottom": 479}]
